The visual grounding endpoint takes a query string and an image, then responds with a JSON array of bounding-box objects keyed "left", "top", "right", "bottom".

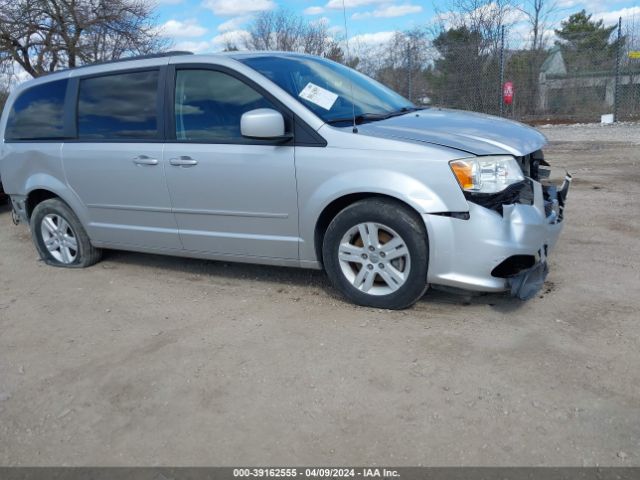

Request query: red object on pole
[{"left": 503, "top": 81, "right": 514, "bottom": 105}]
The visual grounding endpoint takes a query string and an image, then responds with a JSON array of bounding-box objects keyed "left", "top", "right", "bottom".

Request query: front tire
[
  {"left": 30, "top": 198, "right": 102, "bottom": 268},
  {"left": 322, "top": 199, "right": 429, "bottom": 309}
]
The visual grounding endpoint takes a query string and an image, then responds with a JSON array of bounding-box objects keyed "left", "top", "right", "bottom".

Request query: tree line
[{"left": 0, "top": 0, "right": 631, "bottom": 118}]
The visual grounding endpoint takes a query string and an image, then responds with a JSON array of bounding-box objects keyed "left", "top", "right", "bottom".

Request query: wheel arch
[
  {"left": 313, "top": 192, "right": 426, "bottom": 266},
  {"left": 23, "top": 175, "right": 88, "bottom": 226}
]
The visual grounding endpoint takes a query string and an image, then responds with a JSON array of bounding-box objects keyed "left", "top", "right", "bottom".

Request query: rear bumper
[{"left": 424, "top": 174, "right": 571, "bottom": 298}]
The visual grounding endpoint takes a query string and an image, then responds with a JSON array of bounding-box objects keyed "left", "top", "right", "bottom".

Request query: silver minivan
[{"left": 0, "top": 51, "right": 570, "bottom": 309}]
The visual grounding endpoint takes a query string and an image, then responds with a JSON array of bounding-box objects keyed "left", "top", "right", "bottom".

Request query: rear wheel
[
  {"left": 30, "top": 198, "right": 102, "bottom": 268},
  {"left": 322, "top": 199, "right": 429, "bottom": 309}
]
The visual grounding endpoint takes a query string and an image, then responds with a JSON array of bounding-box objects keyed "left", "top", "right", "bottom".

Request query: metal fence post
[
  {"left": 499, "top": 25, "right": 505, "bottom": 117},
  {"left": 407, "top": 41, "right": 412, "bottom": 103},
  {"left": 614, "top": 16, "right": 622, "bottom": 122}
]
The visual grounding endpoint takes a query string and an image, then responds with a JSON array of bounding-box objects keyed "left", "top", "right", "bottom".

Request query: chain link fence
[{"left": 387, "top": 14, "right": 639, "bottom": 124}]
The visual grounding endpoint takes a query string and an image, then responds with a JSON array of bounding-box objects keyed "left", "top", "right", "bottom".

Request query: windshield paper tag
[{"left": 299, "top": 83, "right": 338, "bottom": 110}]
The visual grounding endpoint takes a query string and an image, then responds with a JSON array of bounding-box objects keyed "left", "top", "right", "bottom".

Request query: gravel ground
[
  {"left": 538, "top": 121, "right": 640, "bottom": 144},
  {"left": 0, "top": 123, "right": 639, "bottom": 466}
]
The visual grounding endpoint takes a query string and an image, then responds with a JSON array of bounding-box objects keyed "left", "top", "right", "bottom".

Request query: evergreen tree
[{"left": 554, "top": 10, "right": 623, "bottom": 71}]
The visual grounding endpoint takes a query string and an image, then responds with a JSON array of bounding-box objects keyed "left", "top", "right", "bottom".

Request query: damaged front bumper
[{"left": 424, "top": 173, "right": 571, "bottom": 299}]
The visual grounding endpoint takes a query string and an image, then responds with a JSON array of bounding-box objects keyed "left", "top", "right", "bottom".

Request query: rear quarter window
[{"left": 4, "top": 79, "right": 68, "bottom": 141}]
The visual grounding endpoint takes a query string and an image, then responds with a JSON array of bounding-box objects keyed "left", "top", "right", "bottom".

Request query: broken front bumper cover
[
  {"left": 507, "top": 173, "right": 571, "bottom": 300},
  {"left": 425, "top": 173, "right": 571, "bottom": 299}
]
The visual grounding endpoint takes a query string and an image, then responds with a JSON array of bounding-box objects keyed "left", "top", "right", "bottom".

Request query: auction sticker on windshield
[{"left": 299, "top": 82, "right": 338, "bottom": 110}]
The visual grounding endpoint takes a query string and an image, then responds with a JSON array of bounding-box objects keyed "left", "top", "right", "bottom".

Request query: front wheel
[
  {"left": 322, "top": 199, "right": 429, "bottom": 309},
  {"left": 30, "top": 198, "right": 102, "bottom": 268}
]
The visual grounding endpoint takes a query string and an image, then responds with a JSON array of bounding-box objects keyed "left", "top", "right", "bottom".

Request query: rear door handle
[
  {"left": 133, "top": 155, "right": 158, "bottom": 166},
  {"left": 169, "top": 156, "right": 198, "bottom": 167}
]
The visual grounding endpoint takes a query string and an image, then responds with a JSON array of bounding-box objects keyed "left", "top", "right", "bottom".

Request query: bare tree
[
  {"left": 517, "top": 0, "right": 558, "bottom": 50},
  {"left": 0, "top": 0, "right": 169, "bottom": 78},
  {"left": 436, "top": 0, "right": 516, "bottom": 54},
  {"left": 0, "top": 84, "right": 8, "bottom": 112},
  {"left": 244, "top": 9, "right": 347, "bottom": 60},
  {"left": 372, "top": 28, "right": 432, "bottom": 102}
]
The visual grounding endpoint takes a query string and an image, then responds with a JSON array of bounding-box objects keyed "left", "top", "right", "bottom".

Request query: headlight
[{"left": 449, "top": 156, "right": 524, "bottom": 194}]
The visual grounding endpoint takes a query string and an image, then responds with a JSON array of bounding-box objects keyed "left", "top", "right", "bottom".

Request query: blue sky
[{"left": 155, "top": 0, "right": 640, "bottom": 52}]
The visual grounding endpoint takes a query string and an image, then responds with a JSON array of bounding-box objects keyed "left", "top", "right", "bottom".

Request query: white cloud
[
  {"left": 592, "top": 6, "right": 640, "bottom": 26},
  {"left": 350, "top": 31, "right": 395, "bottom": 46},
  {"left": 556, "top": 0, "right": 605, "bottom": 12},
  {"left": 352, "top": 4, "right": 422, "bottom": 19},
  {"left": 212, "top": 29, "right": 251, "bottom": 47},
  {"left": 202, "top": 0, "right": 275, "bottom": 16},
  {"left": 158, "top": 19, "right": 208, "bottom": 38},
  {"left": 304, "top": 6, "right": 325, "bottom": 15},
  {"left": 326, "top": 0, "right": 386, "bottom": 10},
  {"left": 174, "top": 40, "right": 214, "bottom": 53},
  {"left": 173, "top": 29, "right": 250, "bottom": 53},
  {"left": 311, "top": 16, "right": 332, "bottom": 26},
  {"left": 328, "top": 25, "right": 344, "bottom": 36},
  {"left": 217, "top": 16, "right": 251, "bottom": 32}
]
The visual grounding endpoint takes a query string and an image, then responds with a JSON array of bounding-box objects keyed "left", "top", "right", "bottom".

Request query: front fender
[{"left": 298, "top": 167, "right": 469, "bottom": 263}]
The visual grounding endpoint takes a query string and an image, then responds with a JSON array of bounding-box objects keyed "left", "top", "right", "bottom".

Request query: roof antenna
[{"left": 341, "top": 0, "right": 358, "bottom": 134}]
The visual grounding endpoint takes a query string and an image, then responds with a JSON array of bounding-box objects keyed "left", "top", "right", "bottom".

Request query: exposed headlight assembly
[{"left": 449, "top": 156, "right": 525, "bottom": 194}]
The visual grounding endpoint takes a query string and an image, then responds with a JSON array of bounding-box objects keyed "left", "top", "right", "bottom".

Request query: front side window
[
  {"left": 78, "top": 70, "right": 159, "bottom": 140},
  {"left": 5, "top": 79, "right": 68, "bottom": 141},
  {"left": 175, "top": 69, "right": 275, "bottom": 141}
]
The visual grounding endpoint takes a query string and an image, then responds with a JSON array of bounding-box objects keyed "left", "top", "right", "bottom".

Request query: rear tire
[
  {"left": 322, "top": 199, "right": 429, "bottom": 309},
  {"left": 30, "top": 198, "right": 102, "bottom": 268}
]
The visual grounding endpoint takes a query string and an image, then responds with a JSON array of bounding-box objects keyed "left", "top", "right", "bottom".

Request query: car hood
[{"left": 354, "top": 108, "right": 547, "bottom": 156}]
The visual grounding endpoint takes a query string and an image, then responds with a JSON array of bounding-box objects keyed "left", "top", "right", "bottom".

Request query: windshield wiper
[
  {"left": 326, "top": 107, "right": 422, "bottom": 126},
  {"left": 381, "top": 106, "right": 422, "bottom": 119},
  {"left": 326, "top": 112, "right": 389, "bottom": 126}
]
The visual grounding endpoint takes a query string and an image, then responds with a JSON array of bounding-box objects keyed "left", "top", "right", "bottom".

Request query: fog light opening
[{"left": 491, "top": 255, "right": 536, "bottom": 278}]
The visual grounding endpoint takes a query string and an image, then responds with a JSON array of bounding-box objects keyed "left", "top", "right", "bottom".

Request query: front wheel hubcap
[
  {"left": 40, "top": 214, "right": 78, "bottom": 264},
  {"left": 338, "top": 222, "right": 411, "bottom": 296}
]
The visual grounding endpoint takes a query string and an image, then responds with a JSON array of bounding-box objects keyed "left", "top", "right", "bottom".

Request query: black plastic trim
[
  {"left": 491, "top": 254, "right": 536, "bottom": 278},
  {"left": 430, "top": 211, "right": 470, "bottom": 220}
]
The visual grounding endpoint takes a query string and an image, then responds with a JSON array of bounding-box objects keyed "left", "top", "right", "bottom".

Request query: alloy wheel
[
  {"left": 337, "top": 222, "right": 411, "bottom": 296},
  {"left": 40, "top": 214, "right": 78, "bottom": 264}
]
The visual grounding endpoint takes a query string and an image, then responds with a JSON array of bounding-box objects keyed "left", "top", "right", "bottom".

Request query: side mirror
[{"left": 241, "top": 108, "right": 291, "bottom": 141}]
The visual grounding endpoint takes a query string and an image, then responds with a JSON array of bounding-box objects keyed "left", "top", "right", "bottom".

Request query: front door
[{"left": 163, "top": 67, "right": 299, "bottom": 260}]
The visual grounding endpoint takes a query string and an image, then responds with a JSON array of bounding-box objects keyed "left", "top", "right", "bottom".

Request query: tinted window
[
  {"left": 78, "top": 70, "right": 159, "bottom": 140},
  {"left": 175, "top": 69, "right": 274, "bottom": 141},
  {"left": 5, "top": 79, "right": 68, "bottom": 141}
]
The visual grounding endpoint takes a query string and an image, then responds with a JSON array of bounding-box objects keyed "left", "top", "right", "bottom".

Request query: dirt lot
[{"left": 1, "top": 123, "right": 639, "bottom": 466}]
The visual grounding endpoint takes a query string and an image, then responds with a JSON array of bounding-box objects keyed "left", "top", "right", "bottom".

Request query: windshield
[{"left": 236, "top": 54, "right": 415, "bottom": 126}]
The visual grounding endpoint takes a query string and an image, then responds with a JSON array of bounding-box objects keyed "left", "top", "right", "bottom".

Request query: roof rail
[{"left": 60, "top": 51, "right": 194, "bottom": 72}]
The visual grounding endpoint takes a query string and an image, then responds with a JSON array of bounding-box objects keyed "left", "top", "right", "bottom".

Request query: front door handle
[
  {"left": 133, "top": 155, "right": 159, "bottom": 166},
  {"left": 169, "top": 156, "right": 198, "bottom": 167}
]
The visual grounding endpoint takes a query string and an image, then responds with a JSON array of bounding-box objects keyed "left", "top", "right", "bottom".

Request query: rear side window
[
  {"left": 78, "top": 70, "right": 159, "bottom": 140},
  {"left": 5, "top": 79, "right": 68, "bottom": 141}
]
